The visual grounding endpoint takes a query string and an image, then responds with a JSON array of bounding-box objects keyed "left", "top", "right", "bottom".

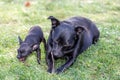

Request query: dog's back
[
  {"left": 24, "top": 26, "right": 44, "bottom": 45},
  {"left": 64, "top": 16, "right": 99, "bottom": 40},
  {"left": 63, "top": 16, "right": 100, "bottom": 53}
]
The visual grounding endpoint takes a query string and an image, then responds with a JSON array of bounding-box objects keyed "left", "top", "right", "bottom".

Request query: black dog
[
  {"left": 17, "top": 26, "right": 46, "bottom": 64},
  {"left": 46, "top": 16, "right": 100, "bottom": 74}
]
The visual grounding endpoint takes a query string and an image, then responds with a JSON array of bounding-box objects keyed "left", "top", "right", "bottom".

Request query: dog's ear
[
  {"left": 75, "top": 26, "right": 85, "bottom": 35},
  {"left": 48, "top": 16, "right": 60, "bottom": 28},
  {"left": 32, "top": 44, "right": 39, "bottom": 51},
  {"left": 18, "top": 36, "right": 23, "bottom": 45}
]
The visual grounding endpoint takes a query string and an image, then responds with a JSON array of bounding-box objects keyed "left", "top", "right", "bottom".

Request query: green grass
[{"left": 0, "top": 0, "right": 120, "bottom": 80}]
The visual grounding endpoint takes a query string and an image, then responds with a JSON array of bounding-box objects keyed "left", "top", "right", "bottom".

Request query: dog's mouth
[{"left": 19, "top": 57, "right": 26, "bottom": 62}]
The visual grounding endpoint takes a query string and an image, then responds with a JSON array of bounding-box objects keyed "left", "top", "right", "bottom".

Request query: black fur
[
  {"left": 46, "top": 16, "right": 100, "bottom": 74},
  {"left": 17, "top": 26, "right": 46, "bottom": 64}
]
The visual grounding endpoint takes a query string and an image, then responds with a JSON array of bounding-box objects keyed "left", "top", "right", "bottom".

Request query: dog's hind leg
[{"left": 42, "top": 38, "right": 47, "bottom": 53}]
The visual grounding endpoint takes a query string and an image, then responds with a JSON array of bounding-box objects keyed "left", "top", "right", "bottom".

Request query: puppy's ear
[
  {"left": 48, "top": 16, "right": 60, "bottom": 28},
  {"left": 32, "top": 44, "right": 39, "bottom": 51},
  {"left": 75, "top": 26, "right": 85, "bottom": 35},
  {"left": 18, "top": 36, "right": 23, "bottom": 45}
]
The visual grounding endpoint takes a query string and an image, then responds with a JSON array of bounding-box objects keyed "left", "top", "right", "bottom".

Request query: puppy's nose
[{"left": 17, "top": 55, "right": 21, "bottom": 59}]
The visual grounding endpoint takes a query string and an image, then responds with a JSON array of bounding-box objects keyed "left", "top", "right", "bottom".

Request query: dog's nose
[
  {"left": 52, "top": 50, "right": 60, "bottom": 57},
  {"left": 52, "top": 50, "right": 55, "bottom": 53},
  {"left": 17, "top": 55, "right": 21, "bottom": 59},
  {"left": 52, "top": 50, "right": 57, "bottom": 56}
]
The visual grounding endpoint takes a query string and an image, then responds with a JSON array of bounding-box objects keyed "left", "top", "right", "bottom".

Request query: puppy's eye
[{"left": 20, "top": 50, "right": 24, "bottom": 53}]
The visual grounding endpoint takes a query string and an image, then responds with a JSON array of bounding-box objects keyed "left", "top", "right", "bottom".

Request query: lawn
[{"left": 0, "top": 0, "right": 120, "bottom": 80}]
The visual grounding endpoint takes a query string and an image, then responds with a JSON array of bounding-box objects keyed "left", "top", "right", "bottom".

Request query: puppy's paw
[
  {"left": 37, "top": 60, "right": 40, "bottom": 64},
  {"left": 47, "top": 68, "right": 55, "bottom": 73},
  {"left": 47, "top": 69, "right": 52, "bottom": 73}
]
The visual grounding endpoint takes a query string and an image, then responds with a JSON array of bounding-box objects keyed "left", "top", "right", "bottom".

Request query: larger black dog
[
  {"left": 46, "top": 16, "right": 100, "bottom": 74},
  {"left": 17, "top": 26, "right": 46, "bottom": 64}
]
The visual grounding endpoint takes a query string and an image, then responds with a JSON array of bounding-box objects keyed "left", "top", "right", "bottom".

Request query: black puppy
[
  {"left": 17, "top": 26, "right": 46, "bottom": 64},
  {"left": 46, "top": 16, "right": 100, "bottom": 74}
]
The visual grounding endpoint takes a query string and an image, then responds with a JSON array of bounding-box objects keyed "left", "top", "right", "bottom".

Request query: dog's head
[
  {"left": 48, "top": 16, "right": 85, "bottom": 58},
  {"left": 17, "top": 36, "right": 38, "bottom": 62}
]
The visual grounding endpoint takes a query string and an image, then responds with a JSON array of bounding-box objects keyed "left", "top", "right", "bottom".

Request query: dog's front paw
[
  {"left": 55, "top": 67, "right": 64, "bottom": 74},
  {"left": 37, "top": 60, "right": 40, "bottom": 64}
]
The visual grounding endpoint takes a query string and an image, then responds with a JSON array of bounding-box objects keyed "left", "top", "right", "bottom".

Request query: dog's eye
[
  {"left": 63, "top": 44, "right": 71, "bottom": 48},
  {"left": 20, "top": 50, "right": 24, "bottom": 53},
  {"left": 63, "top": 45, "right": 71, "bottom": 51},
  {"left": 54, "top": 40, "right": 58, "bottom": 43},
  {"left": 17, "top": 49, "right": 21, "bottom": 53},
  {"left": 54, "top": 40, "right": 61, "bottom": 45}
]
